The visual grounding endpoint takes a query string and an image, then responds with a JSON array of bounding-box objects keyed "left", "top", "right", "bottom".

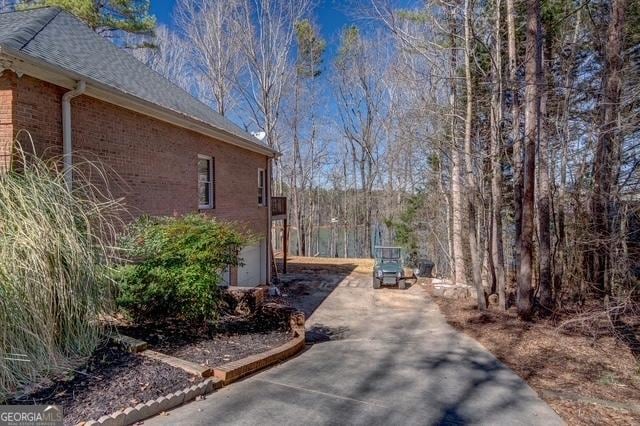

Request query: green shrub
[
  {"left": 0, "top": 138, "right": 122, "bottom": 401},
  {"left": 113, "top": 215, "right": 252, "bottom": 321}
]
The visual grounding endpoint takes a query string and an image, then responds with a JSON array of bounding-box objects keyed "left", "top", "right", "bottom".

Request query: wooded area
[{"left": 4, "top": 0, "right": 639, "bottom": 321}]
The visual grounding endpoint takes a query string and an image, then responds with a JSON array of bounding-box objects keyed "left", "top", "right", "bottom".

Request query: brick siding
[
  {"left": 3, "top": 71, "right": 269, "bottom": 239},
  {"left": 0, "top": 72, "right": 14, "bottom": 172}
]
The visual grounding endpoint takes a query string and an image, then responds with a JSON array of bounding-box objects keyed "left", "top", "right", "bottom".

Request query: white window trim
[
  {"left": 198, "top": 154, "right": 214, "bottom": 210},
  {"left": 258, "top": 168, "right": 266, "bottom": 207}
]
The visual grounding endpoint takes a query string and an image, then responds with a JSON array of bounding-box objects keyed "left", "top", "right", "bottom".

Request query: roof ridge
[
  {"left": 0, "top": 5, "right": 58, "bottom": 16},
  {"left": 17, "top": 8, "right": 60, "bottom": 50},
  {"left": 0, "top": 6, "right": 61, "bottom": 51}
]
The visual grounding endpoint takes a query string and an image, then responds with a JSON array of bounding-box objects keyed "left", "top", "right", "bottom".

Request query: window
[
  {"left": 258, "top": 168, "right": 266, "bottom": 206},
  {"left": 198, "top": 155, "right": 214, "bottom": 209}
]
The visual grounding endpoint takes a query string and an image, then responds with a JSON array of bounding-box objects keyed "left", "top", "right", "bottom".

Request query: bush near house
[
  {"left": 0, "top": 142, "right": 121, "bottom": 401},
  {"left": 113, "top": 215, "right": 252, "bottom": 322}
]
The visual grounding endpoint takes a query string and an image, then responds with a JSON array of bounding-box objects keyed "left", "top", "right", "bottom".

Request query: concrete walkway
[{"left": 146, "top": 275, "right": 563, "bottom": 426}]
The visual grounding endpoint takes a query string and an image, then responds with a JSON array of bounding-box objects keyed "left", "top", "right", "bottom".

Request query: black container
[{"left": 416, "top": 259, "right": 434, "bottom": 277}]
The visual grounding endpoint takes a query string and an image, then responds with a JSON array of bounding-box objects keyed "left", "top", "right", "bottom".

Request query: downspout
[
  {"left": 62, "top": 80, "right": 86, "bottom": 189},
  {"left": 266, "top": 157, "right": 273, "bottom": 285}
]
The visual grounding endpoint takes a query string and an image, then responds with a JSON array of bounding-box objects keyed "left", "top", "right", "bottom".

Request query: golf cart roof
[{"left": 374, "top": 247, "right": 403, "bottom": 259}]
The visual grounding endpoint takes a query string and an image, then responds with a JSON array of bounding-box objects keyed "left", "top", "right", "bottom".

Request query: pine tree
[
  {"left": 294, "top": 20, "right": 325, "bottom": 78},
  {"left": 20, "top": 0, "right": 155, "bottom": 35},
  {"left": 290, "top": 19, "right": 325, "bottom": 256}
]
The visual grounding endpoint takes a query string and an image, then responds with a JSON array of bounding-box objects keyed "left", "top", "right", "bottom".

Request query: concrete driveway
[{"left": 146, "top": 272, "right": 563, "bottom": 426}]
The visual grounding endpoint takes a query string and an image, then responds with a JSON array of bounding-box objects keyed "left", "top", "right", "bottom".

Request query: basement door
[{"left": 237, "top": 240, "right": 266, "bottom": 287}]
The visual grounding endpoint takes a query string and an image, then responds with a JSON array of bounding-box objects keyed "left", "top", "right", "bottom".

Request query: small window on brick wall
[
  {"left": 258, "top": 168, "right": 266, "bottom": 206},
  {"left": 198, "top": 155, "right": 215, "bottom": 209}
]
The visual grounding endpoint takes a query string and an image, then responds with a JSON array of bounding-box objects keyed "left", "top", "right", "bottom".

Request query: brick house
[{"left": 0, "top": 7, "right": 284, "bottom": 286}]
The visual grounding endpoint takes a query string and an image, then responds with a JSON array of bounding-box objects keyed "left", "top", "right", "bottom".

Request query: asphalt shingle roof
[{"left": 0, "top": 7, "right": 273, "bottom": 155}]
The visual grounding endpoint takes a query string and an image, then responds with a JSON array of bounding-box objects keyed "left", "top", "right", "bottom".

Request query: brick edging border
[
  {"left": 80, "top": 377, "right": 223, "bottom": 426},
  {"left": 212, "top": 329, "right": 305, "bottom": 385},
  {"left": 141, "top": 350, "right": 214, "bottom": 377},
  {"left": 83, "top": 310, "right": 305, "bottom": 425}
]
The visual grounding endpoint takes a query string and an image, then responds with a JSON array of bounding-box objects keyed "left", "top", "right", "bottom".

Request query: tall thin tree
[
  {"left": 491, "top": 0, "right": 506, "bottom": 309},
  {"left": 463, "top": 0, "right": 486, "bottom": 310},
  {"left": 591, "top": 0, "right": 627, "bottom": 295},
  {"left": 175, "top": 0, "right": 244, "bottom": 116},
  {"left": 518, "top": 0, "right": 542, "bottom": 319},
  {"left": 506, "top": 0, "right": 521, "bottom": 281}
]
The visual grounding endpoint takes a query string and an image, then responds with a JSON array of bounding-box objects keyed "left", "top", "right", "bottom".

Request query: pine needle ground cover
[{"left": 434, "top": 293, "right": 640, "bottom": 425}]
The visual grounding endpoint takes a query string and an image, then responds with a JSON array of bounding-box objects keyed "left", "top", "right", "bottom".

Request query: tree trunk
[
  {"left": 553, "top": 10, "right": 581, "bottom": 300},
  {"left": 464, "top": 0, "right": 486, "bottom": 310},
  {"left": 591, "top": 0, "right": 626, "bottom": 295},
  {"left": 291, "top": 75, "right": 306, "bottom": 257},
  {"left": 538, "top": 50, "right": 553, "bottom": 312},
  {"left": 448, "top": 4, "right": 466, "bottom": 285},
  {"left": 518, "top": 0, "right": 542, "bottom": 320},
  {"left": 506, "top": 0, "right": 521, "bottom": 282},
  {"left": 491, "top": 0, "right": 507, "bottom": 310}
]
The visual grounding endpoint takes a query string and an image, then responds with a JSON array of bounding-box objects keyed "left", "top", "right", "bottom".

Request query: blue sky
[
  {"left": 149, "top": 0, "right": 361, "bottom": 132},
  {"left": 151, "top": 0, "right": 353, "bottom": 59}
]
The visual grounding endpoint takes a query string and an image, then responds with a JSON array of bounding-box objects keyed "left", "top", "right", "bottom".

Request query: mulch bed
[
  {"left": 431, "top": 291, "right": 640, "bottom": 426},
  {"left": 9, "top": 343, "right": 199, "bottom": 426},
  {"left": 118, "top": 316, "right": 292, "bottom": 367},
  {"left": 8, "top": 313, "right": 294, "bottom": 426}
]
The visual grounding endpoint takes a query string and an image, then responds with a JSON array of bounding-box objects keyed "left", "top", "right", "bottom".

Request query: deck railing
[{"left": 271, "top": 196, "right": 287, "bottom": 217}]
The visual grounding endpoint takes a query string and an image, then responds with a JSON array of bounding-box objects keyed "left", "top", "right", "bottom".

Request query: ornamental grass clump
[
  {"left": 0, "top": 139, "right": 123, "bottom": 401},
  {"left": 114, "top": 215, "right": 252, "bottom": 322}
]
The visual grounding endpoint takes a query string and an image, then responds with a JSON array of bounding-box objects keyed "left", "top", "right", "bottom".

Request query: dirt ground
[
  {"left": 434, "top": 295, "right": 640, "bottom": 426},
  {"left": 273, "top": 256, "right": 373, "bottom": 318},
  {"left": 278, "top": 255, "right": 373, "bottom": 275}
]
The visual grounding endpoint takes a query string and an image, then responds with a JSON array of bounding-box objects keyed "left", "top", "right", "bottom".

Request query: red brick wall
[
  {"left": 5, "top": 72, "right": 269, "bottom": 238},
  {"left": 0, "top": 72, "right": 14, "bottom": 172}
]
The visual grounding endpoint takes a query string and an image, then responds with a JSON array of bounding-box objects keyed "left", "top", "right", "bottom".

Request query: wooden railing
[{"left": 271, "top": 196, "right": 287, "bottom": 217}]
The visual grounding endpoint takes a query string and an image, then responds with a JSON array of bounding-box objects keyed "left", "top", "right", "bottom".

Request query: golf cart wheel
[
  {"left": 399, "top": 279, "right": 406, "bottom": 289},
  {"left": 373, "top": 278, "right": 381, "bottom": 289}
]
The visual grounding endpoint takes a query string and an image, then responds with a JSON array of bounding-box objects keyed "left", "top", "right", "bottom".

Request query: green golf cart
[{"left": 372, "top": 246, "right": 413, "bottom": 289}]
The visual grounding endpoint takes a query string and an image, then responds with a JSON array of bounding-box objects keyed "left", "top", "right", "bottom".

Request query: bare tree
[
  {"left": 236, "top": 0, "right": 309, "bottom": 148},
  {"left": 174, "top": 0, "right": 244, "bottom": 116},
  {"left": 552, "top": 8, "right": 581, "bottom": 305},
  {"left": 591, "top": 0, "right": 627, "bottom": 295},
  {"left": 139, "top": 0, "right": 640, "bottom": 324},
  {"left": 490, "top": 0, "right": 506, "bottom": 309},
  {"left": 334, "top": 27, "right": 391, "bottom": 257},
  {"left": 132, "top": 25, "right": 190, "bottom": 91},
  {"left": 463, "top": 0, "right": 486, "bottom": 310},
  {"left": 538, "top": 45, "right": 552, "bottom": 311},
  {"left": 506, "top": 0, "right": 521, "bottom": 280},
  {"left": 443, "top": 3, "right": 467, "bottom": 286},
  {"left": 287, "top": 20, "right": 326, "bottom": 256},
  {"left": 372, "top": 0, "right": 469, "bottom": 282},
  {"left": 233, "top": 0, "right": 311, "bottom": 194},
  {"left": 518, "top": 0, "right": 542, "bottom": 320}
]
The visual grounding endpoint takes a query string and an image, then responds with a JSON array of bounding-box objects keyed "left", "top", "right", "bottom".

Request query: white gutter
[{"left": 61, "top": 80, "right": 86, "bottom": 189}]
